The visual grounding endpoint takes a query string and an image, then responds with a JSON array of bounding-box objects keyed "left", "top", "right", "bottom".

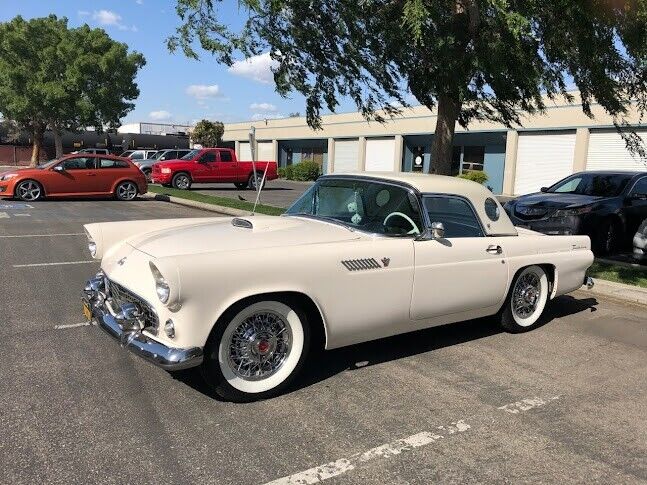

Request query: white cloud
[
  {"left": 91, "top": 10, "right": 137, "bottom": 31},
  {"left": 249, "top": 102, "right": 278, "bottom": 112},
  {"left": 228, "top": 52, "right": 278, "bottom": 84},
  {"left": 251, "top": 113, "right": 285, "bottom": 121},
  {"left": 149, "top": 110, "right": 172, "bottom": 121},
  {"left": 186, "top": 84, "right": 223, "bottom": 100}
]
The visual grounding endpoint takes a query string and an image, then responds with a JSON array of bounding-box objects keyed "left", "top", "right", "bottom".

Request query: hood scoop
[{"left": 232, "top": 217, "right": 253, "bottom": 229}]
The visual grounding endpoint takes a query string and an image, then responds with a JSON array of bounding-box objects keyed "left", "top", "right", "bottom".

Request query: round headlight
[{"left": 149, "top": 262, "right": 170, "bottom": 304}]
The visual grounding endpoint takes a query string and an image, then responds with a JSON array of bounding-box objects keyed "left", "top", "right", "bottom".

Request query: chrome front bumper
[{"left": 83, "top": 274, "right": 203, "bottom": 371}]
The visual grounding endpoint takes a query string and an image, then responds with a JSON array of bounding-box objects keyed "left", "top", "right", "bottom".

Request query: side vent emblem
[
  {"left": 381, "top": 257, "right": 390, "bottom": 267},
  {"left": 341, "top": 258, "right": 382, "bottom": 272}
]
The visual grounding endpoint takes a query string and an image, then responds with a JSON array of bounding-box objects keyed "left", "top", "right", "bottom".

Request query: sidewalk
[{"left": 579, "top": 278, "right": 647, "bottom": 306}]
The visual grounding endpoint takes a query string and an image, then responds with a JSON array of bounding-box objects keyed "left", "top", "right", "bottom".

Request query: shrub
[
  {"left": 292, "top": 160, "right": 321, "bottom": 181},
  {"left": 278, "top": 165, "right": 295, "bottom": 180},
  {"left": 458, "top": 170, "right": 488, "bottom": 185}
]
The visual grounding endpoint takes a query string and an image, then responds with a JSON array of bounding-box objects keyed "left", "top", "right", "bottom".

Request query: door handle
[{"left": 486, "top": 245, "right": 502, "bottom": 255}]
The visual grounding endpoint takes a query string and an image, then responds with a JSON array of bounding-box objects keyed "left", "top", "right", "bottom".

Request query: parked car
[
  {"left": 132, "top": 149, "right": 192, "bottom": 181},
  {"left": 634, "top": 218, "right": 647, "bottom": 261},
  {"left": 504, "top": 171, "right": 647, "bottom": 255},
  {"left": 120, "top": 149, "right": 158, "bottom": 161},
  {"left": 151, "top": 147, "right": 278, "bottom": 190},
  {"left": 0, "top": 154, "right": 147, "bottom": 201},
  {"left": 82, "top": 173, "right": 593, "bottom": 402},
  {"left": 72, "top": 148, "right": 111, "bottom": 155}
]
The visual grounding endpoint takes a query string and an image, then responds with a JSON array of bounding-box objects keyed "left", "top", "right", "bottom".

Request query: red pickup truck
[{"left": 151, "top": 147, "right": 278, "bottom": 190}]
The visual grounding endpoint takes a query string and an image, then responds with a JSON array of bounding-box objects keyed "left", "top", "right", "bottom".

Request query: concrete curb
[
  {"left": 142, "top": 192, "right": 250, "bottom": 217},
  {"left": 578, "top": 278, "right": 647, "bottom": 306}
]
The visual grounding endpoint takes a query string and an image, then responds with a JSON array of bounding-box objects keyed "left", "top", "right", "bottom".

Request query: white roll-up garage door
[
  {"left": 586, "top": 130, "right": 647, "bottom": 171},
  {"left": 365, "top": 137, "right": 396, "bottom": 172},
  {"left": 333, "top": 139, "right": 359, "bottom": 173},
  {"left": 238, "top": 142, "right": 252, "bottom": 161},
  {"left": 257, "top": 141, "right": 274, "bottom": 161},
  {"left": 514, "top": 132, "right": 576, "bottom": 195}
]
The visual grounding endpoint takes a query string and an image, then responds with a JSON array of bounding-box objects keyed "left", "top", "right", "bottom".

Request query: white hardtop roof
[{"left": 321, "top": 172, "right": 518, "bottom": 236}]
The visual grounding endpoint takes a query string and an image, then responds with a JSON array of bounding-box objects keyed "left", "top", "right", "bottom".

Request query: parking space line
[
  {"left": 13, "top": 213, "right": 31, "bottom": 217},
  {"left": 54, "top": 322, "right": 94, "bottom": 330},
  {"left": 265, "top": 420, "right": 471, "bottom": 485},
  {"left": 0, "top": 212, "right": 8, "bottom": 218},
  {"left": 497, "top": 395, "right": 560, "bottom": 414},
  {"left": 265, "top": 394, "right": 563, "bottom": 484},
  {"left": 13, "top": 260, "right": 96, "bottom": 268},
  {"left": 0, "top": 233, "right": 85, "bottom": 238}
]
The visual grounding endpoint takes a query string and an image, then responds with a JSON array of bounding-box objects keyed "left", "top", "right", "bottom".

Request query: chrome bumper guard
[{"left": 83, "top": 274, "right": 203, "bottom": 371}]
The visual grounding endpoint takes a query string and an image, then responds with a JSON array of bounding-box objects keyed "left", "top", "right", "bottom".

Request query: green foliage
[
  {"left": 458, "top": 170, "right": 489, "bottom": 185},
  {"left": 169, "top": 0, "right": 647, "bottom": 165},
  {"left": 278, "top": 165, "right": 295, "bottom": 179},
  {"left": 192, "top": 119, "right": 224, "bottom": 147},
  {"left": 0, "top": 15, "right": 145, "bottom": 159},
  {"left": 291, "top": 160, "right": 321, "bottom": 181}
]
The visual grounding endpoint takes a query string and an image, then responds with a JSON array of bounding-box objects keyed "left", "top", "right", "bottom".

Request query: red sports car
[{"left": 0, "top": 154, "right": 147, "bottom": 201}]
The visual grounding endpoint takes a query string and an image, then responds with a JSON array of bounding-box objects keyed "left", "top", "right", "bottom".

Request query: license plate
[{"left": 82, "top": 301, "right": 93, "bottom": 321}]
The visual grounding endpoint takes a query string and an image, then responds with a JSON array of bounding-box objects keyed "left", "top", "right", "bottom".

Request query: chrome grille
[{"left": 107, "top": 279, "right": 158, "bottom": 330}]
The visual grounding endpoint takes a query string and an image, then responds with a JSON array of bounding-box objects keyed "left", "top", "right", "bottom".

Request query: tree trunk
[
  {"left": 30, "top": 124, "right": 44, "bottom": 167},
  {"left": 53, "top": 127, "right": 64, "bottom": 159},
  {"left": 430, "top": 94, "right": 461, "bottom": 175}
]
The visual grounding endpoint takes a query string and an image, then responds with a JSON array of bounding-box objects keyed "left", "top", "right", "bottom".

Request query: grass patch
[
  {"left": 588, "top": 261, "right": 647, "bottom": 288},
  {"left": 148, "top": 185, "right": 285, "bottom": 216}
]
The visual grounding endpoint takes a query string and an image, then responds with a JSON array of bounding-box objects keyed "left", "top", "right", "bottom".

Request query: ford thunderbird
[{"left": 83, "top": 173, "right": 594, "bottom": 401}]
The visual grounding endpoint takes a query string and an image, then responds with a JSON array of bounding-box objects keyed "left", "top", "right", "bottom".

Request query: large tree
[
  {"left": 191, "top": 119, "right": 225, "bottom": 146},
  {"left": 169, "top": 0, "right": 647, "bottom": 174},
  {"left": 0, "top": 15, "right": 145, "bottom": 164}
]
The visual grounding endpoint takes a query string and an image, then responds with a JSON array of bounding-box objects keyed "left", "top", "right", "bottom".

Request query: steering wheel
[{"left": 383, "top": 212, "right": 420, "bottom": 235}]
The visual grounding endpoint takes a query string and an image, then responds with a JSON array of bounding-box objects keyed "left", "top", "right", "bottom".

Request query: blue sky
[{"left": 0, "top": 0, "right": 350, "bottom": 125}]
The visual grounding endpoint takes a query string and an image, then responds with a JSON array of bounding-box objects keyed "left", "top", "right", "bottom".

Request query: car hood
[
  {"left": 128, "top": 215, "right": 362, "bottom": 258},
  {"left": 0, "top": 167, "right": 41, "bottom": 177},
  {"left": 513, "top": 192, "right": 605, "bottom": 209}
]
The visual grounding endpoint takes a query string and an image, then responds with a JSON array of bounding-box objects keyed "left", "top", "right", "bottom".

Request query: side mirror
[
  {"left": 431, "top": 221, "right": 445, "bottom": 239},
  {"left": 540, "top": 187, "right": 548, "bottom": 193},
  {"left": 53, "top": 165, "right": 65, "bottom": 172}
]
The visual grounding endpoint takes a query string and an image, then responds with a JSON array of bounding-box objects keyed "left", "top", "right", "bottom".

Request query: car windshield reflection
[{"left": 285, "top": 177, "right": 423, "bottom": 236}]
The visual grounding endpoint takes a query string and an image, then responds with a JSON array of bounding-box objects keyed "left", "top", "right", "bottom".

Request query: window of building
[{"left": 462, "top": 146, "right": 485, "bottom": 172}]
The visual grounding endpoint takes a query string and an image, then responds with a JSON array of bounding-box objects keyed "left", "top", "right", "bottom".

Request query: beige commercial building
[{"left": 222, "top": 93, "right": 647, "bottom": 195}]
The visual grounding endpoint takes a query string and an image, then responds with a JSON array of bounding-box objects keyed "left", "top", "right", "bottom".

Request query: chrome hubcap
[
  {"left": 227, "top": 311, "right": 291, "bottom": 380},
  {"left": 17, "top": 181, "right": 40, "bottom": 201},
  {"left": 118, "top": 183, "right": 137, "bottom": 200},
  {"left": 176, "top": 176, "right": 189, "bottom": 189},
  {"left": 512, "top": 272, "right": 541, "bottom": 319}
]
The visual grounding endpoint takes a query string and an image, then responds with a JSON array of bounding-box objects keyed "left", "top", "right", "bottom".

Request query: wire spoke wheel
[
  {"left": 227, "top": 311, "right": 292, "bottom": 381},
  {"left": 512, "top": 271, "right": 541, "bottom": 319},
  {"left": 16, "top": 181, "right": 41, "bottom": 201}
]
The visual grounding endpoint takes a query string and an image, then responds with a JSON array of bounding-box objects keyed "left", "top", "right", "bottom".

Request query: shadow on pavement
[{"left": 171, "top": 294, "right": 598, "bottom": 401}]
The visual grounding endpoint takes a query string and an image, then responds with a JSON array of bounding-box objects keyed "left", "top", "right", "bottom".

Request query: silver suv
[{"left": 131, "top": 149, "right": 191, "bottom": 181}]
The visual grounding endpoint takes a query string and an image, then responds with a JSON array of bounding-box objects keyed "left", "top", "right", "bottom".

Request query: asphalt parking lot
[
  {"left": 1, "top": 199, "right": 646, "bottom": 484},
  {"left": 192, "top": 179, "right": 314, "bottom": 208}
]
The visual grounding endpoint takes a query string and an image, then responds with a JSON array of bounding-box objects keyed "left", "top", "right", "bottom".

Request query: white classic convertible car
[{"left": 83, "top": 173, "right": 594, "bottom": 401}]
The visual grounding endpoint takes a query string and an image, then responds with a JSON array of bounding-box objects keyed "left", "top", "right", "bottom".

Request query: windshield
[
  {"left": 548, "top": 173, "right": 633, "bottom": 197},
  {"left": 38, "top": 159, "right": 59, "bottom": 169},
  {"left": 181, "top": 149, "right": 201, "bottom": 160},
  {"left": 285, "top": 178, "right": 423, "bottom": 236}
]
